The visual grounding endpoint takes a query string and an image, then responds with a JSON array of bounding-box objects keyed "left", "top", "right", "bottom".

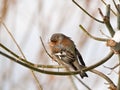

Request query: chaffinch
[{"left": 49, "top": 33, "right": 88, "bottom": 78}]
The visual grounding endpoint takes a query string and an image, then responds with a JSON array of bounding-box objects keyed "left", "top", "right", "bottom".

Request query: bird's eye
[
  {"left": 51, "top": 39, "right": 57, "bottom": 42},
  {"left": 50, "top": 38, "right": 56, "bottom": 42}
]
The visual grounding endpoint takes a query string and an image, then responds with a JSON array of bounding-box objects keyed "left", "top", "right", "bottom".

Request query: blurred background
[{"left": 0, "top": 0, "right": 119, "bottom": 90}]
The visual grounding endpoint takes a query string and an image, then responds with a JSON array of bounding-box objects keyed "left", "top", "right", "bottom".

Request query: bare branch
[
  {"left": 90, "top": 69, "right": 117, "bottom": 90},
  {"left": 101, "top": 0, "right": 117, "bottom": 16},
  {"left": 74, "top": 76, "right": 92, "bottom": 90},
  {"left": 1, "top": 22, "right": 43, "bottom": 90},
  {"left": 0, "top": 50, "right": 116, "bottom": 89},
  {"left": 99, "top": 6, "right": 115, "bottom": 37},
  {"left": 117, "top": 4, "right": 120, "bottom": 30},
  {"left": 117, "top": 54, "right": 120, "bottom": 90},
  {"left": 40, "top": 36, "right": 54, "bottom": 60},
  {"left": 112, "top": 0, "right": 119, "bottom": 13},
  {"left": 72, "top": 0, "right": 104, "bottom": 23},
  {"left": 79, "top": 25, "right": 108, "bottom": 41},
  {"left": 83, "top": 51, "right": 114, "bottom": 72}
]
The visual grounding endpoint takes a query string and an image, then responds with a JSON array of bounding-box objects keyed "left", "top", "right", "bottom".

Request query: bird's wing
[
  {"left": 54, "top": 48, "right": 75, "bottom": 63},
  {"left": 75, "top": 48, "right": 86, "bottom": 66}
]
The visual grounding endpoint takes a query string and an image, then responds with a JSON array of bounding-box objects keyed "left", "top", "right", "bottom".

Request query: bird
[{"left": 49, "top": 33, "right": 88, "bottom": 78}]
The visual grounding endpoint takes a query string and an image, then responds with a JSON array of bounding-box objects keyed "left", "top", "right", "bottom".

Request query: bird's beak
[{"left": 48, "top": 42, "right": 54, "bottom": 47}]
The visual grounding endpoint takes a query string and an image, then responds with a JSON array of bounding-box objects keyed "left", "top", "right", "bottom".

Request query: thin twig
[
  {"left": 31, "top": 71, "right": 43, "bottom": 90},
  {"left": 2, "top": 22, "right": 25, "bottom": 60},
  {"left": 40, "top": 37, "right": 53, "bottom": 59},
  {"left": 79, "top": 25, "right": 108, "bottom": 41},
  {"left": 117, "top": 4, "right": 120, "bottom": 30},
  {"left": 90, "top": 69, "right": 116, "bottom": 89},
  {"left": 103, "top": 65, "right": 119, "bottom": 75},
  {"left": 83, "top": 51, "right": 114, "bottom": 72},
  {"left": 99, "top": 30, "right": 111, "bottom": 38},
  {"left": 117, "top": 54, "right": 120, "bottom": 90},
  {"left": 1, "top": 22, "right": 43, "bottom": 90},
  {"left": 104, "top": 63, "right": 120, "bottom": 70},
  {"left": 99, "top": 7, "right": 115, "bottom": 37},
  {"left": 101, "top": 0, "right": 117, "bottom": 16},
  {"left": 68, "top": 76, "right": 78, "bottom": 90},
  {"left": 98, "top": 8, "right": 104, "bottom": 18},
  {"left": 72, "top": 0, "right": 104, "bottom": 23},
  {"left": 74, "top": 76, "right": 92, "bottom": 90},
  {"left": 112, "top": 0, "right": 119, "bottom": 13}
]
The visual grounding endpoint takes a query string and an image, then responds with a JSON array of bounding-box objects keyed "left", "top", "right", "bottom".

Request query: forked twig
[
  {"left": 101, "top": 0, "right": 117, "bottom": 16},
  {"left": 98, "top": 7, "right": 115, "bottom": 37},
  {"left": 103, "top": 64, "right": 119, "bottom": 75},
  {"left": 79, "top": 25, "right": 108, "bottom": 41},
  {"left": 112, "top": 0, "right": 120, "bottom": 13},
  {"left": 90, "top": 69, "right": 117, "bottom": 89},
  {"left": 104, "top": 63, "right": 120, "bottom": 70},
  {"left": 99, "top": 30, "right": 111, "bottom": 38}
]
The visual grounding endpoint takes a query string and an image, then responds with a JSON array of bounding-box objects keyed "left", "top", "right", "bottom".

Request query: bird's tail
[
  {"left": 71, "top": 60, "right": 88, "bottom": 78},
  {"left": 79, "top": 70, "right": 88, "bottom": 78}
]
